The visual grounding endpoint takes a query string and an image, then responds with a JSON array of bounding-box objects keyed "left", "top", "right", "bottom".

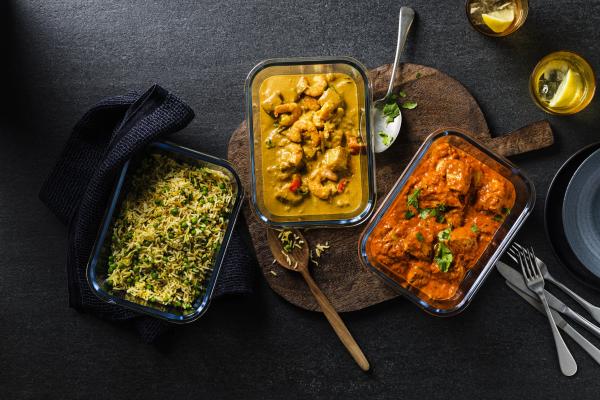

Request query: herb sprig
[
  {"left": 378, "top": 131, "right": 392, "bottom": 146},
  {"left": 418, "top": 203, "right": 447, "bottom": 223},
  {"left": 434, "top": 227, "right": 453, "bottom": 272},
  {"left": 434, "top": 242, "right": 453, "bottom": 273},
  {"left": 407, "top": 188, "right": 421, "bottom": 210},
  {"left": 379, "top": 92, "right": 418, "bottom": 124},
  {"left": 383, "top": 101, "right": 400, "bottom": 123}
]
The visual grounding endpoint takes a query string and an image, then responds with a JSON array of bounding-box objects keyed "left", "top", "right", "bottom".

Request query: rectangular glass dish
[
  {"left": 359, "top": 129, "right": 535, "bottom": 316},
  {"left": 86, "top": 142, "right": 244, "bottom": 323},
  {"left": 245, "top": 57, "right": 376, "bottom": 227}
]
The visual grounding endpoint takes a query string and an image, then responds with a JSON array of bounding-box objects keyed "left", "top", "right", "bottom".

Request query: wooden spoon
[{"left": 267, "top": 228, "right": 370, "bottom": 371}]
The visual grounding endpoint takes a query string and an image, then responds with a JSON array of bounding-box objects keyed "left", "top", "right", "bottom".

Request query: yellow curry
[{"left": 259, "top": 73, "right": 365, "bottom": 217}]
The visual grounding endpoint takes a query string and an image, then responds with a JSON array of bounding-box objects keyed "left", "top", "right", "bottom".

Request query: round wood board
[{"left": 227, "top": 63, "right": 553, "bottom": 312}]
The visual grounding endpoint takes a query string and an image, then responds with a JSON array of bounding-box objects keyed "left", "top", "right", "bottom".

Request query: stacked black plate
[{"left": 545, "top": 142, "right": 600, "bottom": 289}]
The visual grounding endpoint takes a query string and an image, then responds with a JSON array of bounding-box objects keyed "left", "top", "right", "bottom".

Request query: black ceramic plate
[
  {"left": 563, "top": 148, "right": 600, "bottom": 278},
  {"left": 545, "top": 142, "right": 600, "bottom": 290}
]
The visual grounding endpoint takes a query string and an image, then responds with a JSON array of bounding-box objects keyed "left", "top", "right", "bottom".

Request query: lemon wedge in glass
[
  {"left": 481, "top": 9, "right": 515, "bottom": 33},
  {"left": 549, "top": 69, "right": 584, "bottom": 109}
]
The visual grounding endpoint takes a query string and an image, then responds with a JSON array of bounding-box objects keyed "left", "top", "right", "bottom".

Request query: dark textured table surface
[{"left": 2, "top": 1, "right": 600, "bottom": 399}]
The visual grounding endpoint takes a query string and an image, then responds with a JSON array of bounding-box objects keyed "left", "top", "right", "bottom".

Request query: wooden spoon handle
[{"left": 300, "top": 269, "right": 370, "bottom": 371}]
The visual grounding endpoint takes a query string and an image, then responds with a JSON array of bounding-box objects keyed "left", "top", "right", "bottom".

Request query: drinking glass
[
  {"left": 529, "top": 51, "right": 596, "bottom": 115},
  {"left": 466, "top": 0, "right": 528, "bottom": 36}
]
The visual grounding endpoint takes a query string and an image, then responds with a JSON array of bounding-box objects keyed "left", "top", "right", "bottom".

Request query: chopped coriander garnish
[
  {"left": 493, "top": 214, "right": 503, "bottom": 222},
  {"left": 471, "top": 224, "right": 480, "bottom": 233},
  {"left": 501, "top": 207, "right": 511, "bottom": 215},
  {"left": 437, "top": 227, "right": 452, "bottom": 242},
  {"left": 416, "top": 72, "right": 422, "bottom": 79},
  {"left": 407, "top": 188, "right": 421, "bottom": 209},
  {"left": 399, "top": 90, "right": 407, "bottom": 98},
  {"left": 434, "top": 242, "right": 453, "bottom": 272},
  {"left": 416, "top": 232, "right": 424, "bottom": 242},
  {"left": 435, "top": 204, "right": 447, "bottom": 222},
  {"left": 401, "top": 101, "right": 418, "bottom": 110},
  {"left": 404, "top": 210, "right": 415, "bottom": 219},
  {"left": 418, "top": 204, "right": 447, "bottom": 222},
  {"left": 419, "top": 208, "right": 432, "bottom": 219},
  {"left": 383, "top": 101, "right": 401, "bottom": 123},
  {"left": 378, "top": 131, "right": 392, "bottom": 146},
  {"left": 265, "top": 138, "right": 275, "bottom": 148}
]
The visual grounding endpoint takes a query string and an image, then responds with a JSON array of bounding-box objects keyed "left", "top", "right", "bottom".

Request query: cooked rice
[{"left": 106, "top": 153, "right": 233, "bottom": 310}]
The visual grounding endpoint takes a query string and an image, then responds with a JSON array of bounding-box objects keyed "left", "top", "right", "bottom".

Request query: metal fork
[
  {"left": 516, "top": 246, "right": 577, "bottom": 376},
  {"left": 508, "top": 242, "right": 600, "bottom": 324}
]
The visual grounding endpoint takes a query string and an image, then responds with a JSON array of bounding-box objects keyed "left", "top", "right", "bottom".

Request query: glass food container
[
  {"left": 86, "top": 142, "right": 244, "bottom": 323},
  {"left": 245, "top": 57, "right": 376, "bottom": 227},
  {"left": 359, "top": 129, "right": 535, "bottom": 316}
]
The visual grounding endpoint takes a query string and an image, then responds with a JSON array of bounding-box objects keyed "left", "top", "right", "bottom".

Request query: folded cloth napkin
[{"left": 40, "top": 84, "right": 256, "bottom": 342}]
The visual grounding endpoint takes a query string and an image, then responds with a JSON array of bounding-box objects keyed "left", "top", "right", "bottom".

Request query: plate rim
[
  {"left": 562, "top": 147, "right": 600, "bottom": 278},
  {"left": 545, "top": 141, "right": 600, "bottom": 290}
]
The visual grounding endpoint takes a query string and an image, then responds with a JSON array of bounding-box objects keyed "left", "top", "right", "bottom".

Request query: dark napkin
[{"left": 40, "top": 85, "right": 256, "bottom": 342}]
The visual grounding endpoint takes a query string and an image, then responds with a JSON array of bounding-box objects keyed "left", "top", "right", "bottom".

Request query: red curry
[{"left": 366, "top": 141, "right": 516, "bottom": 300}]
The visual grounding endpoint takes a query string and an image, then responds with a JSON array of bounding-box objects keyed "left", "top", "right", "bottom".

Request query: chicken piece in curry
[
  {"left": 259, "top": 73, "right": 365, "bottom": 217},
  {"left": 366, "top": 141, "right": 516, "bottom": 301}
]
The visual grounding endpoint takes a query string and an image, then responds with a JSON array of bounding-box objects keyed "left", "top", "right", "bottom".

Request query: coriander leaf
[
  {"left": 501, "top": 207, "right": 511, "bottom": 215},
  {"left": 471, "top": 224, "right": 480, "bottom": 233},
  {"left": 419, "top": 208, "right": 430, "bottom": 219},
  {"left": 407, "top": 188, "right": 421, "bottom": 209},
  {"left": 419, "top": 207, "right": 444, "bottom": 221},
  {"left": 399, "top": 90, "right": 407, "bottom": 98},
  {"left": 434, "top": 242, "right": 453, "bottom": 272},
  {"left": 401, "top": 101, "right": 418, "bottom": 110},
  {"left": 493, "top": 214, "right": 503, "bottom": 222},
  {"left": 434, "top": 203, "right": 447, "bottom": 223},
  {"left": 383, "top": 102, "right": 401, "bottom": 123},
  {"left": 437, "top": 227, "right": 452, "bottom": 242},
  {"left": 265, "top": 138, "right": 274, "bottom": 148},
  {"left": 416, "top": 232, "right": 424, "bottom": 242},
  {"left": 404, "top": 210, "right": 415, "bottom": 219},
  {"left": 416, "top": 72, "right": 422, "bottom": 79},
  {"left": 378, "top": 131, "right": 392, "bottom": 146}
]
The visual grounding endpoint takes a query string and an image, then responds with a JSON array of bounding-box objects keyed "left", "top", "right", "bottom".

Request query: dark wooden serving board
[{"left": 227, "top": 63, "right": 553, "bottom": 312}]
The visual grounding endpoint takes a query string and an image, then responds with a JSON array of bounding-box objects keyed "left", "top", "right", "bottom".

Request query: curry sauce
[
  {"left": 258, "top": 73, "right": 365, "bottom": 217},
  {"left": 366, "top": 141, "right": 516, "bottom": 300}
]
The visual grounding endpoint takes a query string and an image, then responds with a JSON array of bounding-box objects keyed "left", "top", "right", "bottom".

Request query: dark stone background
[{"left": 1, "top": 1, "right": 599, "bottom": 398}]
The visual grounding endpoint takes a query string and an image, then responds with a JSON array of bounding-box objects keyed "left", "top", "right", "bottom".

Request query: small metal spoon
[
  {"left": 267, "top": 228, "right": 370, "bottom": 371},
  {"left": 373, "top": 6, "right": 415, "bottom": 153}
]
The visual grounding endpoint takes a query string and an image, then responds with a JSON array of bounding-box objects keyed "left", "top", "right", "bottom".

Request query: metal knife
[
  {"left": 497, "top": 261, "right": 600, "bottom": 340},
  {"left": 506, "top": 280, "right": 600, "bottom": 366}
]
